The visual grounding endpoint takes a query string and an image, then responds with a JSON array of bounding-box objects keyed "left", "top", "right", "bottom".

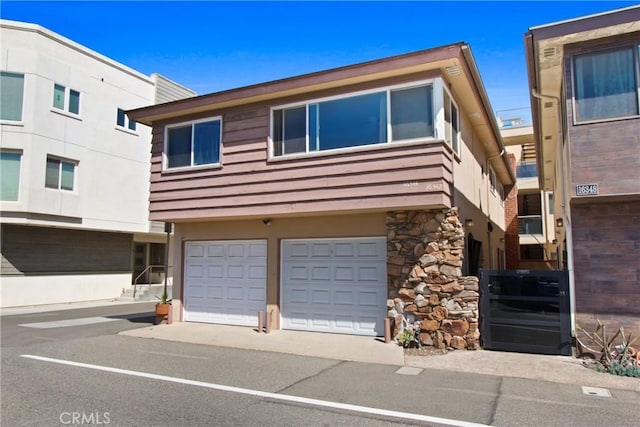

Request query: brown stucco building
[{"left": 525, "top": 5, "right": 640, "bottom": 333}]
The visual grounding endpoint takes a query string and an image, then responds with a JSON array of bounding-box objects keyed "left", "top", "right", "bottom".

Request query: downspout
[{"left": 531, "top": 89, "right": 576, "bottom": 336}]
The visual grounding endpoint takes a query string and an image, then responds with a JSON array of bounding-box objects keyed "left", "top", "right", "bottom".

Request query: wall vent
[
  {"left": 445, "top": 66, "right": 461, "bottom": 76},
  {"left": 542, "top": 47, "right": 558, "bottom": 59}
]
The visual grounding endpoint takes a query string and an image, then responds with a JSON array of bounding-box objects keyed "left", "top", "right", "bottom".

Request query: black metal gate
[{"left": 479, "top": 269, "right": 571, "bottom": 356}]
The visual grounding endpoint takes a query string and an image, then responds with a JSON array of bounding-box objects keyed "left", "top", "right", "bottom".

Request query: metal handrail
[{"left": 133, "top": 265, "right": 165, "bottom": 298}]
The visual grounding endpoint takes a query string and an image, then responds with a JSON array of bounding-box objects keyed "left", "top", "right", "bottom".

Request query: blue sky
[{"left": 2, "top": 1, "right": 637, "bottom": 118}]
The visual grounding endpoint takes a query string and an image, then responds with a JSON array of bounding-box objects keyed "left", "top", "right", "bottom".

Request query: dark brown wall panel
[
  {"left": 572, "top": 201, "right": 640, "bottom": 318},
  {"left": 1, "top": 225, "right": 132, "bottom": 275}
]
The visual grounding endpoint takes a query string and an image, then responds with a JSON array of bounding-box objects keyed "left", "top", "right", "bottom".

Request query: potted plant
[{"left": 155, "top": 292, "right": 171, "bottom": 320}]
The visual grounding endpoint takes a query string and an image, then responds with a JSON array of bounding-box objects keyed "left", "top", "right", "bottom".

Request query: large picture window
[
  {"left": 1, "top": 72, "right": 25, "bottom": 122},
  {"left": 165, "top": 118, "right": 221, "bottom": 169},
  {"left": 272, "top": 82, "right": 436, "bottom": 157},
  {"left": 573, "top": 46, "right": 639, "bottom": 122}
]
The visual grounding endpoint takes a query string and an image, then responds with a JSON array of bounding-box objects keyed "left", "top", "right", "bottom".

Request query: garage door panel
[
  {"left": 287, "top": 288, "right": 309, "bottom": 304},
  {"left": 288, "top": 266, "right": 308, "bottom": 280},
  {"left": 227, "top": 265, "right": 245, "bottom": 278},
  {"left": 247, "top": 287, "right": 266, "bottom": 302},
  {"left": 335, "top": 266, "right": 355, "bottom": 281},
  {"left": 310, "top": 314, "right": 331, "bottom": 329},
  {"left": 282, "top": 237, "right": 387, "bottom": 336},
  {"left": 206, "top": 244, "right": 225, "bottom": 258},
  {"left": 358, "top": 266, "right": 381, "bottom": 281},
  {"left": 335, "top": 315, "right": 356, "bottom": 330},
  {"left": 184, "top": 240, "right": 266, "bottom": 326},
  {"left": 186, "top": 284, "right": 205, "bottom": 298},
  {"left": 226, "top": 286, "right": 245, "bottom": 301},
  {"left": 287, "top": 312, "right": 310, "bottom": 328},
  {"left": 311, "top": 267, "right": 330, "bottom": 280},
  {"left": 248, "top": 265, "right": 266, "bottom": 279},
  {"left": 188, "top": 244, "right": 205, "bottom": 258},
  {"left": 187, "top": 264, "right": 205, "bottom": 279},
  {"left": 357, "top": 241, "right": 380, "bottom": 257},
  {"left": 358, "top": 291, "right": 380, "bottom": 307},
  {"left": 206, "top": 265, "right": 224, "bottom": 278},
  {"left": 312, "top": 243, "right": 331, "bottom": 257},
  {"left": 311, "top": 289, "right": 330, "bottom": 304},
  {"left": 206, "top": 286, "right": 224, "bottom": 299},
  {"left": 248, "top": 243, "right": 267, "bottom": 258},
  {"left": 334, "top": 242, "right": 355, "bottom": 257},
  {"left": 334, "top": 290, "right": 354, "bottom": 305}
]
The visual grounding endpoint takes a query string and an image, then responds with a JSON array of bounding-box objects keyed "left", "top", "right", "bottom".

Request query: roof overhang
[{"left": 525, "top": 5, "right": 640, "bottom": 191}]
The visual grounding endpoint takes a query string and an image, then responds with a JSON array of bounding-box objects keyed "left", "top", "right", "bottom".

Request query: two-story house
[
  {"left": 0, "top": 20, "right": 194, "bottom": 308},
  {"left": 525, "top": 5, "right": 640, "bottom": 333},
  {"left": 128, "top": 43, "right": 515, "bottom": 340}
]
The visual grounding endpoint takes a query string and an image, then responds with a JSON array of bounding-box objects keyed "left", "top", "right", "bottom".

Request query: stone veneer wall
[{"left": 386, "top": 208, "right": 480, "bottom": 350}]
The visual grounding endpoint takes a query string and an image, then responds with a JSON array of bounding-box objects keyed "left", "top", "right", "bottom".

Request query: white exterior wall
[
  {"left": 0, "top": 20, "right": 155, "bottom": 233},
  {"left": 0, "top": 20, "right": 191, "bottom": 307},
  {"left": 0, "top": 274, "right": 131, "bottom": 307}
]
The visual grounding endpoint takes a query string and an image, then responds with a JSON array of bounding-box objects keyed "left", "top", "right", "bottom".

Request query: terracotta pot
[{"left": 155, "top": 303, "right": 170, "bottom": 317}]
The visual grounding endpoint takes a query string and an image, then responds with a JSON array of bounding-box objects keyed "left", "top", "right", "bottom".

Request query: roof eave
[{"left": 127, "top": 43, "right": 467, "bottom": 126}]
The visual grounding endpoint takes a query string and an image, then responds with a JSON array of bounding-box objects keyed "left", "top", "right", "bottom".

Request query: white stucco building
[{"left": 0, "top": 19, "right": 195, "bottom": 307}]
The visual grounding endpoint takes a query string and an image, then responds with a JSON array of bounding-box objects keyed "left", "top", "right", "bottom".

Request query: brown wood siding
[
  {"left": 564, "top": 33, "right": 640, "bottom": 198},
  {"left": 572, "top": 201, "right": 640, "bottom": 318},
  {"left": 148, "top": 99, "right": 453, "bottom": 222},
  {"left": 1, "top": 224, "right": 132, "bottom": 275}
]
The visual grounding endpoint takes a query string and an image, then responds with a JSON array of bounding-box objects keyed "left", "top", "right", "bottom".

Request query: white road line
[
  {"left": 136, "top": 350, "right": 209, "bottom": 360},
  {"left": 21, "top": 354, "right": 487, "bottom": 427},
  {"left": 19, "top": 317, "right": 121, "bottom": 329},
  {"left": 18, "top": 317, "right": 121, "bottom": 329}
]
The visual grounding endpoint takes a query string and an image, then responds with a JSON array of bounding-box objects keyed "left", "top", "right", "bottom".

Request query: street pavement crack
[
  {"left": 487, "top": 376, "right": 502, "bottom": 426},
  {"left": 274, "top": 360, "right": 347, "bottom": 394}
]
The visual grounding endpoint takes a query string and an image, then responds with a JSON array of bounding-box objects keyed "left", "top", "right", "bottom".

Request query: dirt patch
[{"left": 403, "top": 346, "right": 450, "bottom": 357}]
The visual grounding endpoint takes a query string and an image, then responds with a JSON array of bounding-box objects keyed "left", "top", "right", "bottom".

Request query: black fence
[{"left": 479, "top": 269, "right": 572, "bottom": 356}]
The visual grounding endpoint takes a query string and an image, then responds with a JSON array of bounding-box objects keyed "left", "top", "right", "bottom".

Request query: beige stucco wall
[
  {"left": 170, "top": 213, "right": 387, "bottom": 326},
  {"left": 450, "top": 109, "right": 508, "bottom": 271}
]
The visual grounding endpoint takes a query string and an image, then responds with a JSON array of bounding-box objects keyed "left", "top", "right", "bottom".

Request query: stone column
[{"left": 386, "top": 208, "right": 480, "bottom": 350}]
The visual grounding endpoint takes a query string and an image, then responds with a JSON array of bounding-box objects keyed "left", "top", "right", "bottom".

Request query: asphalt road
[{"left": 1, "top": 303, "right": 638, "bottom": 427}]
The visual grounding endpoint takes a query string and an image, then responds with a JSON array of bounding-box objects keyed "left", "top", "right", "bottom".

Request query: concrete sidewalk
[{"left": 120, "top": 322, "right": 640, "bottom": 393}]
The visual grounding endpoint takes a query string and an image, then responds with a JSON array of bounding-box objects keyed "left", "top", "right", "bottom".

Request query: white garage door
[
  {"left": 184, "top": 240, "right": 266, "bottom": 326},
  {"left": 281, "top": 237, "right": 387, "bottom": 336}
]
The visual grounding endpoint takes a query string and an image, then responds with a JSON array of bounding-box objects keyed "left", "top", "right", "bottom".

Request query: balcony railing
[
  {"left": 517, "top": 163, "right": 538, "bottom": 178},
  {"left": 518, "top": 216, "right": 543, "bottom": 235}
]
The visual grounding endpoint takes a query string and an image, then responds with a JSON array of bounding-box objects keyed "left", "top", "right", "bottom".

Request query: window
[
  {"left": 489, "top": 167, "right": 497, "bottom": 195},
  {"left": 272, "top": 82, "right": 436, "bottom": 157},
  {"left": 52, "top": 84, "right": 80, "bottom": 115},
  {"left": 443, "top": 90, "right": 459, "bottom": 153},
  {"left": 391, "top": 85, "right": 434, "bottom": 141},
  {"left": 547, "top": 192, "right": 554, "bottom": 215},
  {"left": 165, "top": 118, "right": 221, "bottom": 169},
  {"left": 116, "top": 108, "right": 137, "bottom": 131},
  {"left": 45, "top": 157, "right": 75, "bottom": 191},
  {"left": 520, "top": 244, "right": 544, "bottom": 260},
  {"left": 1, "top": 72, "right": 24, "bottom": 122},
  {"left": 1, "top": 150, "right": 21, "bottom": 201},
  {"left": 573, "top": 46, "right": 639, "bottom": 122}
]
